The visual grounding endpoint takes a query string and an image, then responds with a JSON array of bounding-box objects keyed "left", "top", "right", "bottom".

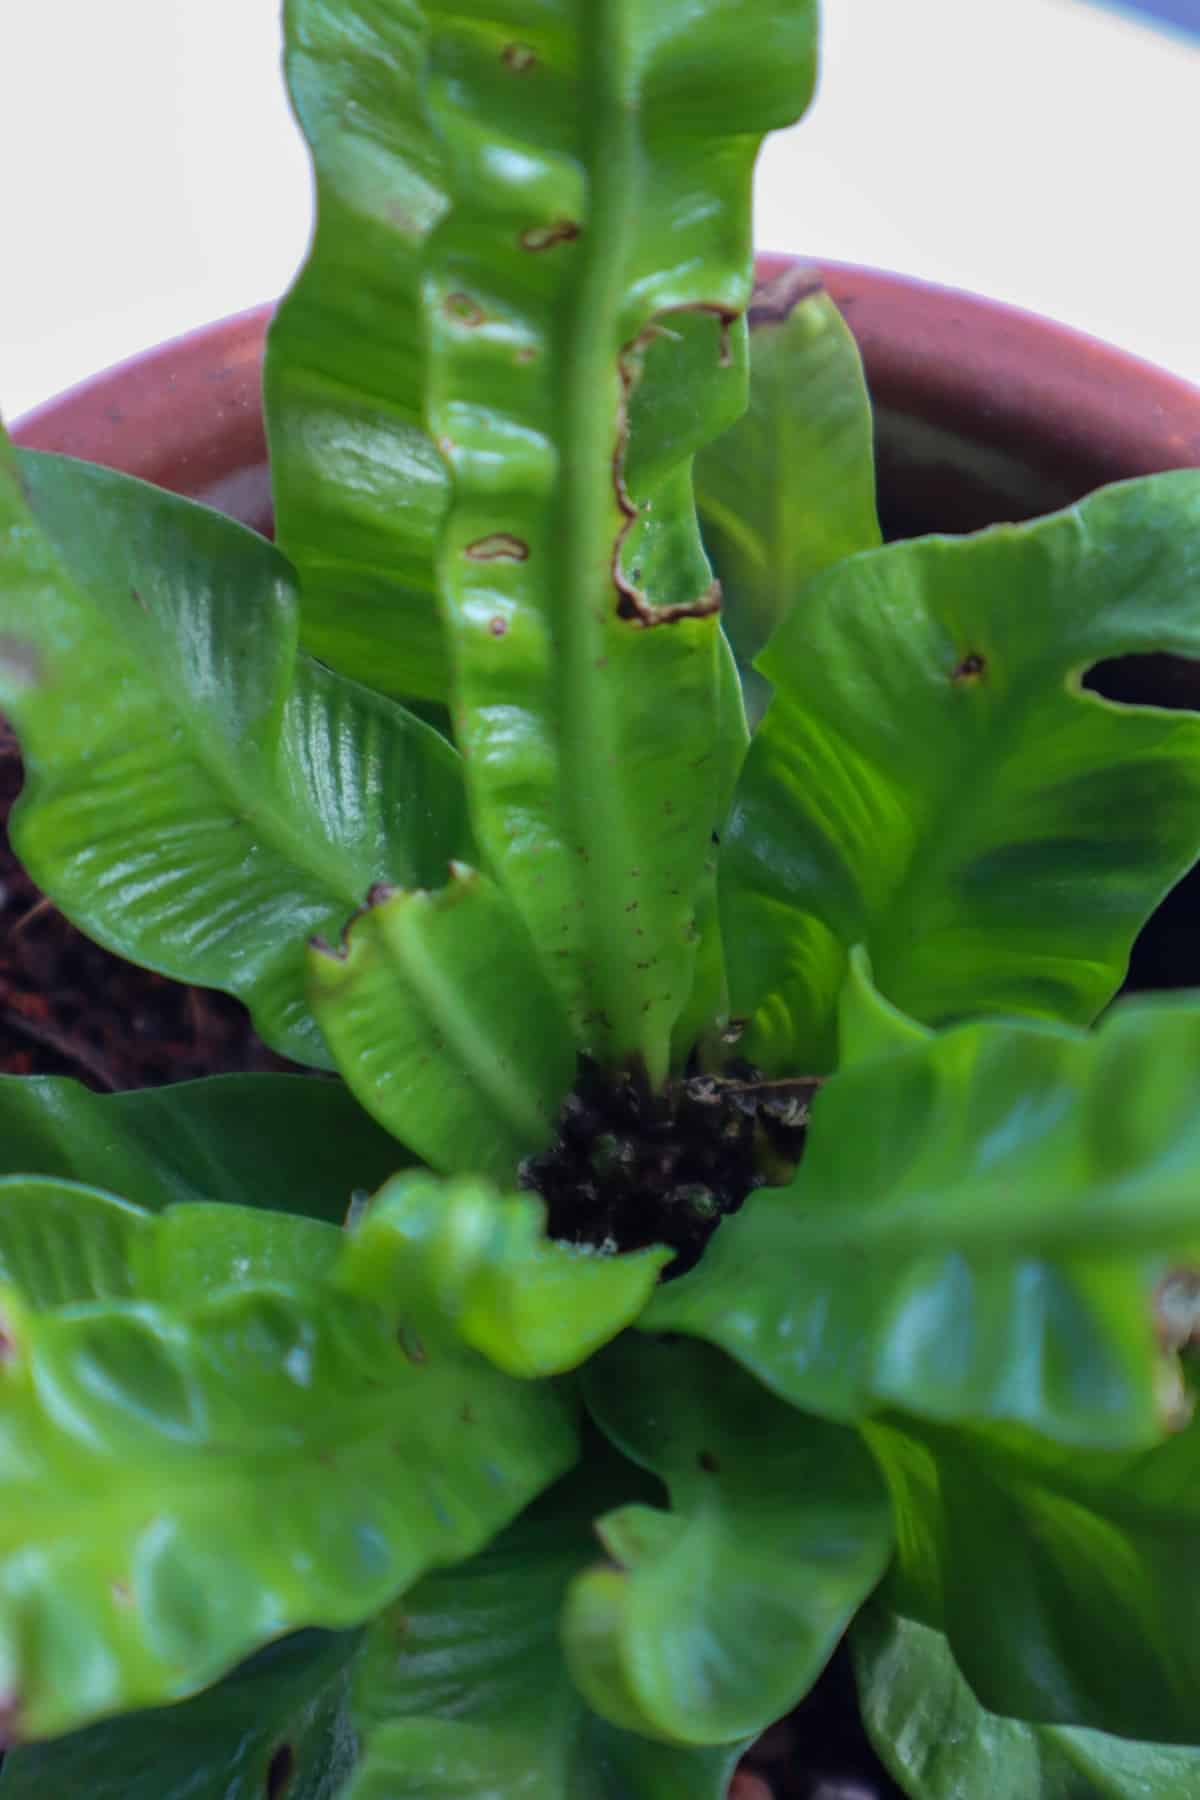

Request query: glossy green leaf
[
  {"left": 647, "top": 995, "right": 1200, "bottom": 1448},
  {"left": 0, "top": 1628, "right": 361, "bottom": 1799},
  {"left": 0, "top": 1072, "right": 407, "bottom": 1223},
  {"left": 854, "top": 1606, "right": 1200, "bottom": 1800},
  {"left": 563, "top": 1334, "right": 892, "bottom": 1746},
  {"left": 837, "top": 944, "right": 932, "bottom": 1069},
  {"left": 0, "top": 443, "right": 471, "bottom": 1068},
  {"left": 266, "top": 0, "right": 452, "bottom": 703},
  {"left": 307, "top": 865, "right": 575, "bottom": 1180},
  {"left": 695, "top": 262, "right": 880, "bottom": 722},
  {"left": 419, "top": 0, "right": 816, "bottom": 1081},
  {"left": 342, "top": 1459, "right": 750, "bottom": 1800},
  {"left": 721, "top": 474, "right": 1200, "bottom": 1073},
  {"left": 0, "top": 1200, "right": 575, "bottom": 1739},
  {"left": 669, "top": 627, "right": 751, "bottom": 1067},
  {"left": 869, "top": 1409, "right": 1200, "bottom": 1745},
  {"left": 340, "top": 1171, "right": 670, "bottom": 1377}
]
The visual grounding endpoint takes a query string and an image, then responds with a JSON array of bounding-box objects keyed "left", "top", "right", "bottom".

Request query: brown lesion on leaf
[
  {"left": 0, "top": 1690, "right": 24, "bottom": 1750},
  {"left": 266, "top": 1742, "right": 297, "bottom": 1799},
  {"left": 0, "top": 635, "right": 41, "bottom": 688},
  {"left": 951, "top": 651, "right": 987, "bottom": 683},
  {"left": 443, "top": 291, "right": 486, "bottom": 327},
  {"left": 697, "top": 1448, "right": 721, "bottom": 1474},
  {"left": 397, "top": 1323, "right": 428, "bottom": 1365},
  {"left": 501, "top": 42, "right": 537, "bottom": 73},
  {"left": 465, "top": 532, "right": 529, "bottom": 562},
  {"left": 488, "top": 614, "right": 509, "bottom": 637},
  {"left": 308, "top": 879, "right": 401, "bottom": 961},
  {"left": 748, "top": 260, "right": 825, "bottom": 328},
  {"left": 520, "top": 220, "right": 580, "bottom": 252},
  {"left": 611, "top": 305, "right": 739, "bottom": 627}
]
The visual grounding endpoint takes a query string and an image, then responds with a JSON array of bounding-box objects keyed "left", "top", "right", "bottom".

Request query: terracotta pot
[
  {"left": 14, "top": 259, "right": 1200, "bottom": 997},
  {"left": 15, "top": 258, "right": 1200, "bottom": 539}
]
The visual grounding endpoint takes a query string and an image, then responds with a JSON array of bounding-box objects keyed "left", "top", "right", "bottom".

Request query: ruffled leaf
[
  {"left": 0, "top": 1185, "right": 574, "bottom": 1740},
  {"left": 340, "top": 1171, "right": 670, "bottom": 1377},
  {"left": 0, "top": 1072, "right": 406, "bottom": 1222},
  {"left": 563, "top": 1334, "right": 892, "bottom": 1745},
  {"left": 419, "top": 0, "right": 816, "bottom": 1080},
  {"left": 869, "top": 1408, "right": 1200, "bottom": 1744},
  {"left": 307, "top": 866, "right": 575, "bottom": 1180},
  {"left": 0, "top": 442, "right": 471, "bottom": 1068},
  {"left": 647, "top": 995, "right": 1200, "bottom": 1448},
  {"left": 342, "top": 1458, "right": 749, "bottom": 1799},
  {"left": 854, "top": 1606, "right": 1200, "bottom": 1800},
  {"left": 266, "top": 0, "right": 452, "bottom": 703},
  {"left": 721, "top": 474, "right": 1200, "bottom": 1072},
  {"left": 695, "top": 262, "right": 880, "bottom": 721}
]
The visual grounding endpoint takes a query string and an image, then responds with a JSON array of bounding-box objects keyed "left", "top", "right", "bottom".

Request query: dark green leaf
[
  {"left": 869, "top": 1409, "right": 1200, "bottom": 1744},
  {"left": 854, "top": 1606, "right": 1200, "bottom": 1800},
  {"left": 307, "top": 867, "right": 575, "bottom": 1180},
  {"left": 696, "top": 262, "right": 880, "bottom": 721},
  {"left": 647, "top": 995, "right": 1200, "bottom": 1448},
  {"left": 342, "top": 1458, "right": 750, "bottom": 1799},
  {"left": 563, "top": 1334, "right": 892, "bottom": 1745},
  {"left": 721, "top": 474, "right": 1200, "bottom": 1073},
  {"left": 418, "top": 0, "right": 816, "bottom": 1081},
  {"left": 0, "top": 1628, "right": 361, "bottom": 1799},
  {"left": 0, "top": 1072, "right": 407, "bottom": 1222},
  {"left": 0, "top": 443, "right": 471, "bottom": 1069},
  {"left": 266, "top": 0, "right": 452, "bottom": 703},
  {"left": 340, "top": 1171, "right": 670, "bottom": 1377}
]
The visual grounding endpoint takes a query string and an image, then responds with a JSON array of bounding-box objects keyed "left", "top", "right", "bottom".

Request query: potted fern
[{"left": 3, "top": 3, "right": 1200, "bottom": 1796}]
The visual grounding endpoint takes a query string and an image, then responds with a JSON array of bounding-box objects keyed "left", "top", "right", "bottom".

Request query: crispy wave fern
[{"left": 3, "top": 3, "right": 1200, "bottom": 1795}]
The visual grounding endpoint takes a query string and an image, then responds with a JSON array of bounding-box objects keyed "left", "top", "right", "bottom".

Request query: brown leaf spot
[
  {"left": 489, "top": 615, "right": 509, "bottom": 637},
  {"left": 266, "top": 1742, "right": 296, "bottom": 1799},
  {"left": 443, "top": 290, "right": 485, "bottom": 327},
  {"left": 130, "top": 585, "right": 148, "bottom": 612},
  {"left": 0, "top": 1691, "right": 23, "bottom": 1750},
  {"left": 748, "top": 261, "right": 824, "bottom": 328},
  {"left": 110, "top": 1579, "right": 134, "bottom": 1609},
  {"left": 952, "top": 651, "right": 987, "bottom": 682},
  {"left": 0, "top": 635, "right": 41, "bottom": 688},
  {"left": 465, "top": 533, "right": 529, "bottom": 562},
  {"left": 520, "top": 220, "right": 580, "bottom": 252},
  {"left": 697, "top": 1448, "right": 721, "bottom": 1474},
  {"left": 367, "top": 881, "right": 400, "bottom": 907},
  {"left": 398, "top": 1324, "right": 427, "bottom": 1365},
  {"left": 501, "top": 42, "right": 537, "bottom": 72},
  {"left": 514, "top": 345, "right": 537, "bottom": 365}
]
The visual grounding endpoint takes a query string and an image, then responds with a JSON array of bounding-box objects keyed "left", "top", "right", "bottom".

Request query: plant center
[{"left": 520, "top": 1054, "right": 816, "bottom": 1277}]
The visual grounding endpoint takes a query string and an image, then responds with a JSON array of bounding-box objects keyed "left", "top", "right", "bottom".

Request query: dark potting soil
[{"left": 0, "top": 719, "right": 907, "bottom": 1793}]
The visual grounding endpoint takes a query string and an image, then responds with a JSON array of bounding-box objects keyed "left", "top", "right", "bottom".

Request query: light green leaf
[
  {"left": 0, "top": 443, "right": 471, "bottom": 1069},
  {"left": 647, "top": 997, "right": 1200, "bottom": 1448},
  {"left": 342, "top": 1459, "right": 750, "bottom": 1800},
  {"left": 837, "top": 945, "right": 932, "bottom": 1069},
  {"left": 340, "top": 1171, "right": 670, "bottom": 1377},
  {"left": 721, "top": 474, "right": 1200, "bottom": 1073},
  {"left": 869, "top": 1408, "right": 1200, "bottom": 1745},
  {"left": 0, "top": 1072, "right": 407, "bottom": 1222},
  {"left": 307, "top": 866, "right": 575, "bottom": 1180},
  {"left": 854, "top": 1606, "right": 1200, "bottom": 1800},
  {"left": 696, "top": 262, "right": 880, "bottom": 722},
  {"left": 0, "top": 1204, "right": 575, "bottom": 1738},
  {"left": 419, "top": 0, "right": 816, "bottom": 1081},
  {"left": 563, "top": 1334, "right": 892, "bottom": 1746},
  {"left": 266, "top": 0, "right": 452, "bottom": 703},
  {"left": 0, "top": 1628, "right": 361, "bottom": 1799}
]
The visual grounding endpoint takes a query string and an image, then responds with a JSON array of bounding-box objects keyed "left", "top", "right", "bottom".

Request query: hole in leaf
[
  {"left": 266, "top": 1744, "right": 296, "bottom": 1798},
  {"left": 1083, "top": 654, "right": 1200, "bottom": 996},
  {"left": 1084, "top": 652, "right": 1200, "bottom": 712}
]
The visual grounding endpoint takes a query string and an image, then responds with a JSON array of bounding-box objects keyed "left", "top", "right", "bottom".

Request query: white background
[{"left": 2, "top": 0, "right": 1198, "bottom": 421}]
